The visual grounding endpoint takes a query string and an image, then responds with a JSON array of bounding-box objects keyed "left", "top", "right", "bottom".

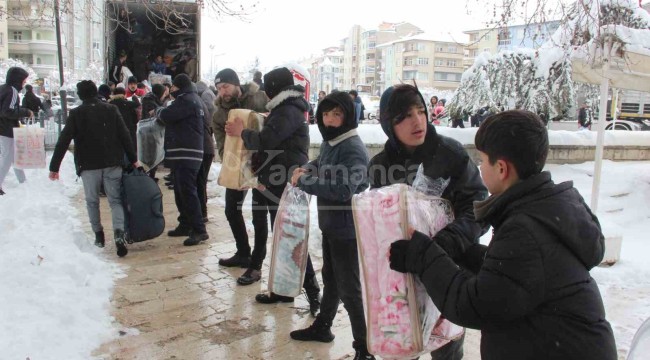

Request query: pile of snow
[{"left": 0, "top": 154, "right": 119, "bottom": 359}]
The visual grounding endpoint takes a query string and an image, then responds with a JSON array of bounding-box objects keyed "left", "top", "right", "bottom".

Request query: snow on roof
[{"left": 377, "top": 32, "right": 468, "bottom": 48}]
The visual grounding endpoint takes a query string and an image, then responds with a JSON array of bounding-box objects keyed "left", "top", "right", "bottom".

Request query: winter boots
[
  {"left": 94, "top": 231, "right": 105, "bottom": 248},
  {"left": 237, "top": 268, "right": 262, "bottom": 285},
  {"left": 289, "top": 317, "right": 335, "bottom": 343},
  {"left": 167, "top": 225, "right": 191, "bottom": 237},
  {"left": 219, "top": 253, "right": 251, "bottom": 268},
  {"left": 114, "top": 229, "right": 128, "bottom": 257},
  {"left": 304, "top": 275, "right": 321, "bottom": 317}
]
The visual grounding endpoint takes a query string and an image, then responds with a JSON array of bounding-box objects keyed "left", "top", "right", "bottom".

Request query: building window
[
  {"left": 93, "top": 41, "right": 100, "bottom": 50},
  {"left": 435, "top": 45, "right": 444, "bottom": 52},
  {"left": 435, "top": 59, "right": 445, "bottom": 66},
  {"left": 448, "top": 46, "right": 457, "bottom": 53},
  {"left": 417, "top": 72, "right": 428, "bottom": 81},
  {"left": 11, "top": 7, "right": 22, "bottom": 16},
  {"left": 403, "top": 71, "right": 417, "bottom": 80},
  {"left": 434, "top": 72, "right": 462, "bottom": 82},
  {"left": 368, "top": 41, "right": 376, "bottom": 49},
  {"left": 37, "top": 57, "right": 42, "bottom": 65},
  {"left": 498, "top": 29, "right": 512, "bottom": 46},
  {"left": 447, "top": 60, "right": 457, "bottom": 67},
  {"left": 404, "top": 58, "right": 414, "bottom": 66},
  {"left": 469, "top": 33, "right": 478, "bottom": 42},
  {"left": 417, "top": 58, "right": 429, "bottom": 65},
  {"left": 13, "top": 31, "right": 23, "bottom": 42}
]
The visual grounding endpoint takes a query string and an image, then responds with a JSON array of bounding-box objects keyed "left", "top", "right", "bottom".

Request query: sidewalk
[{"left": 89, "top": 171, "right": 480, "bottom": 359}]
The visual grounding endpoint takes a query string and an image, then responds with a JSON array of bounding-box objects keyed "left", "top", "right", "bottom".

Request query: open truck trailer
[{"left": 104, "top": 0, "right": 201, "bottom": 84}]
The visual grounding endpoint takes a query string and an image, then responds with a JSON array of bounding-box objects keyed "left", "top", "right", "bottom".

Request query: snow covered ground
[{"left": 1, "top": 151, "right": 649, "bottom": 358}]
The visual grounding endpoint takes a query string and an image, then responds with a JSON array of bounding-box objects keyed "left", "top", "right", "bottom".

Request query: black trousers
[
  {"left": 197, "top": 153, "right": 214, "bottom": 218},
  {"left": 172, "top": 166, "right": 206, "bottom": 235},
  {"left": 317, "top": 235, "right": 367, "bottom": 350},
  {"left": 451, "top": 118, "right": 465, "bottom": 128}
]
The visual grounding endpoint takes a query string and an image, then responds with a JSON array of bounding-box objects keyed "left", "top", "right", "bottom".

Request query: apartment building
[
  {"left": 378, "top": 33, "right": 467, "bottom": 93},
  {"left": 464, "top": 21, "right": 560, "bottom": 69},
  {"left": 314, "top": 47, "right": 344, "bottom": 95},
  {"left": 5, "top": 0, "right": 104, "bottom": 79}
]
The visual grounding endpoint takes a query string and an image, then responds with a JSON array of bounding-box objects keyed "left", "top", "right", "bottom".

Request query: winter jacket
[
  {"left": 212, "top": 82, "right": 268, "bottom": 159},
  {"left": 369, "top": 123, "right": 488, "bottom": 261},
  {"left": 21, "top": 90, "right": 45, "bottom": 114},
  {"left": 196, "top": 81, "right": 216, "bottom": 122},
  {"left": 141, "top": 92, "right": 163, "bottom": 118},
  {"left": 157, "top": 84, "right": 204, "bottom": 170},
  {"left": 0, "top": 68, "right": 31, "bottom": 138},
  {"left": 297, "top": 91, "right": 369, "bottom": 239},
  {"left": 110, "top": 60, "right": 124, "bottom": 85},
  {"left": 401, "top": 172, "right": 617, "bottom": 360},
  {"left": 109, "top": 95, "right": 140, "bottom": 147},
  {"left": 241, "top": 86, "right": 310, "bottom": 189},
  {"left": 151, "top": 61, "right": 166, "bottom": 74},
  {"left": 197, "top": 87, "right": 215, "bottom": 156},
  {"left": 49, "top": 98, "right": 136, "bottom": 175},
  {"left": 578, "top": 107, "right": 593, "bottom": 128},
  {"left": 185, "top": 58, "right": 198, "bottom": 82}
]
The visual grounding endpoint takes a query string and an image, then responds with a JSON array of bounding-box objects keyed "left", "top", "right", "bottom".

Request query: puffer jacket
[{"left": 402, "top": 172, "right": 617, "bottom": 360}]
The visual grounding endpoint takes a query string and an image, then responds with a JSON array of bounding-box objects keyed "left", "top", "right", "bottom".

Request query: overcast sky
[
  {"left": 200, "top": 0, "right": 650, "bottom": 78},
  {"left": 200, "top": 0, "right": 489, "bottom": 76}
]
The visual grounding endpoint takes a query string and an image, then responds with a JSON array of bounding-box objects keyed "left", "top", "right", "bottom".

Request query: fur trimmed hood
[{"left": 266, "top": 86, "right": 308, "bottom": 112}]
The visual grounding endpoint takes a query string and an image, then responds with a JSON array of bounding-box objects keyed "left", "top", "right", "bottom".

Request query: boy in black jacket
[
  {"left": 368, "top": 84, "right": 488, "bottom": 359},
  {"left": 389, "top": 110, "right": 617, "bottom": 360},
  {"left": 288, "top": 91, "right": 372, "bottom": 359}
]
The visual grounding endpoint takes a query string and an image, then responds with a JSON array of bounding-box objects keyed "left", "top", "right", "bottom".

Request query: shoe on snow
[{"left": 114, "top": 230, "right": 128, "bottom": 257}]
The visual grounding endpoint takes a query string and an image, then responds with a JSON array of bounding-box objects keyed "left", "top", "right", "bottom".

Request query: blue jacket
[
  {"left": 157, "top": 85, "right": 204, "bottom": 169},
  {"left": 297, "top": 90, "right": 369, "bottom": 239}
]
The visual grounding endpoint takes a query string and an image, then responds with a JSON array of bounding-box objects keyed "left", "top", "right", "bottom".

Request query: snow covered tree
[{"left": 0, "top": 59, "right": 38, "bottom": 86}]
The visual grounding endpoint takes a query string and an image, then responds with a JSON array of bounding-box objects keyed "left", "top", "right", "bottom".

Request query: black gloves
[{"left": 389, "top": 240, "right": 410, "bottom": 273}]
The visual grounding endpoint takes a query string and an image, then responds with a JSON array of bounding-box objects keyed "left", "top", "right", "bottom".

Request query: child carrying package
[
  {"left": 218, "top": 109, "right": 264, "bottom": 190},
  {"left": 353, "top": 182, "right": 464, "bottom": 359},
  {"left": 268, "top": 184, "right": 311, "bottom": 297}
]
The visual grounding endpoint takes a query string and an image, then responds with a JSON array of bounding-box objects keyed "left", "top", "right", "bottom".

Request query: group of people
[
  {"left": 0, "top": 61, "right": 619, "bottom": 359},
  {"left": 110, "top": 50, "right": 198, "bottom": 88}
]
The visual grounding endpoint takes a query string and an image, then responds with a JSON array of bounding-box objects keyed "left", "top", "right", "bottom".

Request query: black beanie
[
  {"left": 214, "top": 68, "right": 240, "bottom": 87},
  {"left": 97, "top": 84, "right": 111, "bottom": 99},
  {"left": 264, "top": 67, "right": 294, "bottom": 100},
  {"left": 77, "top": 80, "right": 98, "bottom": 101},
  {"left": 151, "top": 83, "right": 166, "bottom": 99},
  {"left": 172, "top": 74, "right": 192, "bottom": 90},
  {"left": 127, "top": 76, "right": 137, "bottom": 84}
]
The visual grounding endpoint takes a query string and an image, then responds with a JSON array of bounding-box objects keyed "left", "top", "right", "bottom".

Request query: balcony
[
  {"left": 30, "top": 64, "right": 57, "bottom": 77},
  {"left": 8, "top": 40, "right": 30, "bottom": 53},
  {"left": 29, "top": 40, "right": 57, "bottom": 53},
  {"left": 8, "top": 18, "right": 54, "bottom": 30}
]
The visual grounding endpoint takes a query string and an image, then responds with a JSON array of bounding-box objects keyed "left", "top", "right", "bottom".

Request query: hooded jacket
[
  {"left": 22, "top": 88, "right": 45, "bottom": 114},
  {"left": 212, "top": 82, "right": 268, "bottom": 159},
  {"left": 241, "top": 86, "right": 309, "bottom": 188},
  {"left": 109, "top": 94, "right": 139, "bottom": 146},
  {"left": 401, "top": 172, "right": 617, "bottom": 360},
  {"left": 369, "top": 86, "right": 488, "bottom": 261},
  {"left": 0, "top": 67, "right": 31, "bottom": 137},
  {"left": 196, "top": 81, "right": 216, "bottom": 121},
  {"left": 296, "top": 91, "right": 369, "bottom": 239},
  {"left": 157, "top": 84, "right": 204, "bottom": 169},
  {"left": 49, "top": 97, "right": 136, "bottom": 175}
]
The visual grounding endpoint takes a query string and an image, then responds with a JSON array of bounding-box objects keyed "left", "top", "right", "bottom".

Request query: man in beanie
[
  {"left": 156, "top": 74, "right": 208, "bottom": 246},
  {"left": 49, "top": 80, "right": 137, "bottom": 257},
  {"left": 126, "top": 76, "right": 139, "bottom": 99},
  {"left": 367, "top": 84, "right": 488, "bottom": 359},
  {"left": 225, "top": 67, "right": 321, "bottom": 313},
  {"left": 0, "top": 67, "right": 32, "bottom": 196},
  {"left": 212, "top": 68, "right": 268, "bottom": 270},
  {"left": 288, "top": 91, "right": 372, "bottom": 359}
]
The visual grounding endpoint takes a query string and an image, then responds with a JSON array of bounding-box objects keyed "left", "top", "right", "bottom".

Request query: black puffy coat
[
  {"left": 241, "top": 86, "right": 309, "bottom": 188},
  {"left": 369, "top": 123, "right": 488, "bottom": 261},
  {"left": 49, "top": 98, "right": 136, "bottom": 175},
  {"left": 402, "top": 172, "right": 617, "bottom": 360}
]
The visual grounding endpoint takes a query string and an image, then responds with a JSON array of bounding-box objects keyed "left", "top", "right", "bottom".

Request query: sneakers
[
  {"left": 290, "top": 318, "right": 335, "bottom": 343},
  {"left": 255, "top": 292, "right": 294, "bottom": 304},
  {"left": 183, "top": 232, "right": 209, "bottom": 246},
  {"left": 237, "top": 268, "right": 261, "bottom": 285},
  {"left": 94, "top": 231, "right": 105, "bottom": 248},
  {"left": 114, "top": 229, "right": 128, "bottom": 257},
  {"left": 218, "top": 253, "right": 251, "bottom": 268},
  {"left": 168, "top": 226, "right": 191, "bottom": 237}
]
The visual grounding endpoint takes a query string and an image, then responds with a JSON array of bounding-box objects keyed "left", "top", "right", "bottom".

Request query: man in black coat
[
  {"left": 157, "top": 74, "right": 208, "bottom": 246},
  {"left": 109, "top": 87, "right": 140, "bottom": 149},
  {"left": 49, "top": 81, "right": 137, "bottom": 257},
  {"left": 21, "top": 84, "right": 46, "bottom": 115},
  {"left": 389, "top": 110, "right": 617, "bottom": 360},
  {"left": 0, "top": 67, "right": 32, "bottom": 195},
  {"left": 224, "top": 67, "right": 318, "bottom": 304},
  {"left": 368, "top": 84, "right": 488, "bottom": 359}
]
